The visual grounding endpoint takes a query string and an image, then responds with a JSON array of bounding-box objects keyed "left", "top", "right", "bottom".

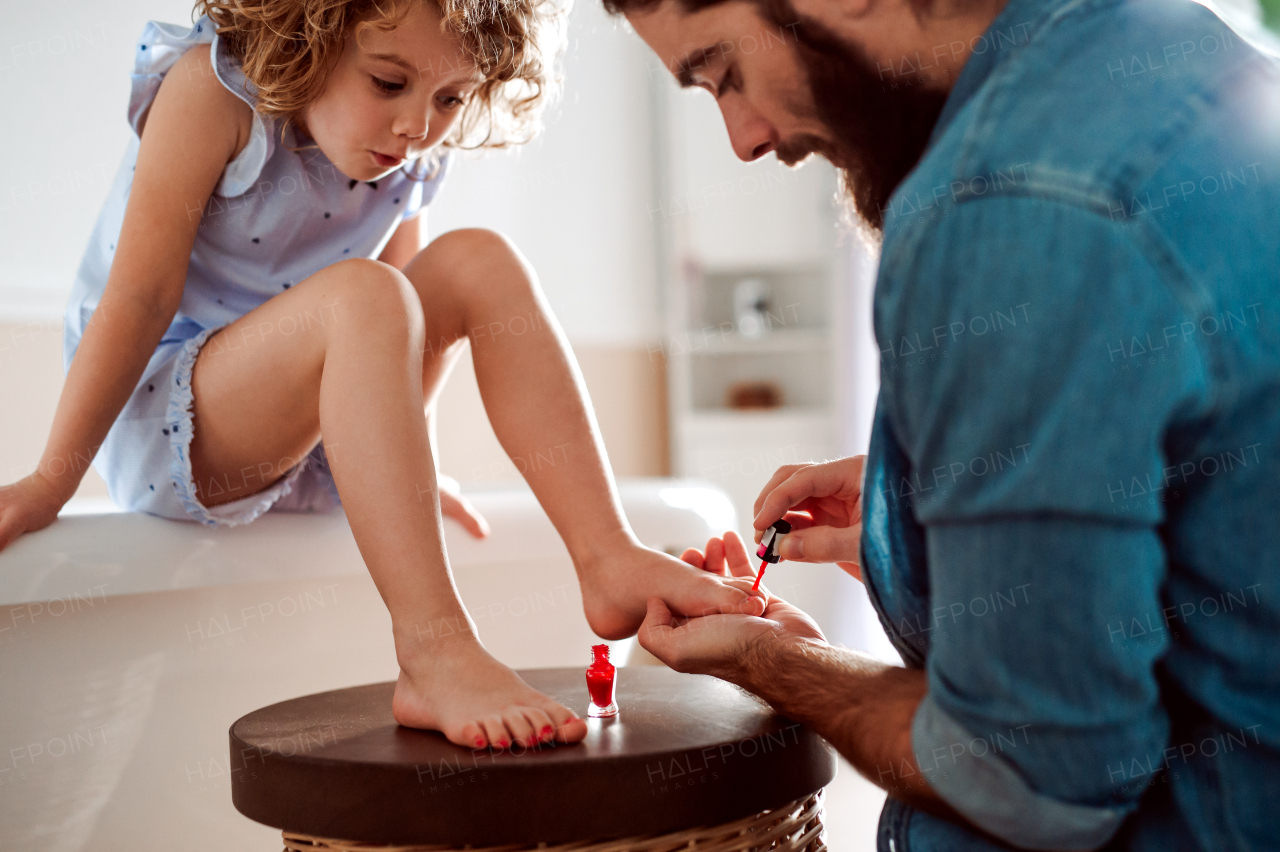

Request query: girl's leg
[
  {"left": 398, "top": 230, "right": 764, "bottom": 643},
  {"left": 187, "top": 257, "right": 585, "bottom": 750}
]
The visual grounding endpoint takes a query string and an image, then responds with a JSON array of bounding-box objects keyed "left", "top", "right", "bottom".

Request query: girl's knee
[
  {"left": 420, "top": 229, "right": 539, "bottom": 306},
  {"left": 321, "top": 258, "right": 426, "bottom": 338},
  {"left": 429, "top": 227, "right": 515, "bottom": 259}
]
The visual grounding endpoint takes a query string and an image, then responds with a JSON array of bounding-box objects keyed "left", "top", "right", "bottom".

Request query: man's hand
[
  {"left": 646, "top": 529, "right": 961, "bottom": 825},
  {"left": 752, "top": 456, "right": 865, "bottom": 581},
  {"left": 640, "top": 530, "right": 825, "bottom": 685}
]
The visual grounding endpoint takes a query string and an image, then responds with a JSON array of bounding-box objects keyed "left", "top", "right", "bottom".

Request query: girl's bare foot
[
  {"left": 577, "top": 544, "right": 767, "bottom": 641},
  {"left": 392, "top": 637, "right": 588, "bottom": 750}
]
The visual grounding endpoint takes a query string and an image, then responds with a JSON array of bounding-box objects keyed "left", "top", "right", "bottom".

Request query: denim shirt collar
[{"left": 925, "top": 0, "right": 1064, "bottom": 150}]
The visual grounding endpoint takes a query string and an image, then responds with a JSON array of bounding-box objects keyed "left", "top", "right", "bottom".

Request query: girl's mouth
[{"left": 371, "top": 151, "right": 403, "bottom": 168}]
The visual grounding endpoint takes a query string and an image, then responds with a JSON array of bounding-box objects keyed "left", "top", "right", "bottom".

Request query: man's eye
[
  {"left": 716, "top": 68, "right": 736, "bottom": 98},
  {"left": 372, "top": 76, "right": 405, "bottom": 93}
]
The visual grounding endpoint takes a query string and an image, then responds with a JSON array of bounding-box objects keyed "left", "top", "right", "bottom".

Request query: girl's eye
[
  {"left": 372, "top": 76, "right": 405, "bottom": 93},
  {"left": 438, "top": 95, "right": 464, "bottom": 110}
]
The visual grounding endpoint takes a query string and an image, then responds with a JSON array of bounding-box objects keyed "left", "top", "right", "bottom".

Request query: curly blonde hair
[{"left": 194, "top": 0, "right": 568, "bottom": 155}]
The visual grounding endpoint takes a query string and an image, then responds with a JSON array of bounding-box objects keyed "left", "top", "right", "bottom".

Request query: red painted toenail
[
  {"left": 475, "top": 738, "right": 484, "bottom": 747},
  {"left": 498, "top": 739, "right": 509, "bottom": 747},
  {"left": 541, "top": 726, "right": 552, "bottom": 736}
]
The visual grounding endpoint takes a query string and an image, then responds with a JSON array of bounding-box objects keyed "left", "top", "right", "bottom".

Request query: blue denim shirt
[{"left": 858, "top": 0, "right": 1280, "bottom": 849}]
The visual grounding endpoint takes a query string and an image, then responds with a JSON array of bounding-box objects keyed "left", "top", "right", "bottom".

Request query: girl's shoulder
[
  {"left": 136, "top": 44, "right": 254, "bottom": 166},
  {"left": 129, "top": 15, "right": 270, "bottom": 197}
]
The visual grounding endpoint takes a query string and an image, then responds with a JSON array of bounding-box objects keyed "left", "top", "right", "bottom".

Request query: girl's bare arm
[
  {"left": 377, "top": 212, "right": 426, "bottom": 270},
  {"left": 0, "top": 45, "right": 250, "bottom": 547}
]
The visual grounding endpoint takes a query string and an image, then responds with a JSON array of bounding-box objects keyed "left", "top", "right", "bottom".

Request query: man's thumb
[{"left": 779, "top": 525, "right": 860, "bottom": 564}]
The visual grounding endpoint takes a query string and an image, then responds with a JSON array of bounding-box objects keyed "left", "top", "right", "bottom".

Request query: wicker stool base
[{"left": 281, "top": 791, "right": 827, "bottom": 852}]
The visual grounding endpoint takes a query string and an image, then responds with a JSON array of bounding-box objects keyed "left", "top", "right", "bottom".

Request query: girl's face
[{"left": 301, "top": 1, "right": 482, "bottom": 180}]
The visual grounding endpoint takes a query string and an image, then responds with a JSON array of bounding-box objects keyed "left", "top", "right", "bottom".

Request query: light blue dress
[{"left": 64, "top": 14, "right": 449, "bottom": 526}]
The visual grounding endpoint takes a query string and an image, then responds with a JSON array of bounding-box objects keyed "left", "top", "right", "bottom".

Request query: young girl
[{"left": 0, "top": 0, "right": 764, "bottom": 751}]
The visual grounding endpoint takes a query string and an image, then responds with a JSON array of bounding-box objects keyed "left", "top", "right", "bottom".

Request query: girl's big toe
[
  {"left": 459, "top": 722, "right": 487, "bottom": 750},
  {"left": 556, "top": 715, "right": 588, "bottom": 743},
  {"left": 536, "top": 701, "right": 586, "bottom": 742}
]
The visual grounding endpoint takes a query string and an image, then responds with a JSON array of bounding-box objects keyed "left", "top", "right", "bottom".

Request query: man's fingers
[
  {"left": 638, "top": 596, "right": 679, "bottom": 660},
  {"left": 752, "top": 464, "right": 809, "bottom": 521},
  {"left": 645, "top": 595, "right": 675, "bottom": 627},
  {"left": 778, "top": 523, "right": 863, "bottom": 564},
  {"left": 752, "top": 457, "right": 863, "bottom": 530},
  {"left": 752, "top": 466, "right": 832, "bottom": 530},
  {"left": 754, "top": 509, "right": 813, "bottom": 545},
  {"left": 781, "top": 511, "right": 817, "bottom": 530}
]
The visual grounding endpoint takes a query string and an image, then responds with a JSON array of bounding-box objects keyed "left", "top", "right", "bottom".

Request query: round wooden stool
[{"left": 229, "top": 666, "right": 836, "bottom": 850}]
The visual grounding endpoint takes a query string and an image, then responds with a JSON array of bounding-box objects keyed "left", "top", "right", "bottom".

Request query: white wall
[
  {"left": 1, "top": 0, "right": 191, "bottom": 309},
  {"left": 0, "top": 0, "right": 663, "bottom": 345}
]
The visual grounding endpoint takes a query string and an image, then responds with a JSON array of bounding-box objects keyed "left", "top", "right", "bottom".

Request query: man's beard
[{"left": 772, "top": 11, "right": 950, "bottom": 235}]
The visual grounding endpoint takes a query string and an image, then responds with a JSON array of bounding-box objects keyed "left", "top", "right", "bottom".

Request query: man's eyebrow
[{"left": 674, "top": 46, "right": 722, "bottom": 88}]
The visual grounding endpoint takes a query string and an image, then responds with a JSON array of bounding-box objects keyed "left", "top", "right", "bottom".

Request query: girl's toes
[
  {"left": 502, "top": 709, "right": 536, "bottom": 747},
  {"left": 541, "top": 703, "right": 586, "bottom": 742},
  {"left": 522, "top": 707, "right": 556, "bottom": 743},
  {"left": 480, "top": 716, "right": 510, "bottom": 750},
  {"left": 460, "top": 722, "right": 488, "bottom": 750},
  {"left": 557, "top": 716, "right": 588, "bottom": 743}
]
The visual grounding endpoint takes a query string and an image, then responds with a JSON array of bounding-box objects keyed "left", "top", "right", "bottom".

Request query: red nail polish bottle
[{"left": 586, "top": 644, "right": 618, "bottom": 718}]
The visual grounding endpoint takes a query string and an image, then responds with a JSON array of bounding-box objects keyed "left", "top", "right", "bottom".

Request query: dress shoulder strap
[{"left": 127, "top": 14, "right": 275, "bottom": 197}]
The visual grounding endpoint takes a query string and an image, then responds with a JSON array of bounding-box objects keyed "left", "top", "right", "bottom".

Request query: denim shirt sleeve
[{"left": 876, "top": 195, "right": 1209, "bottom": 849}]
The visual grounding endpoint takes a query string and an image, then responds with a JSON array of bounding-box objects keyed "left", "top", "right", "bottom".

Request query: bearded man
[{"left": 610, "top": 0, "right": 1280, "bottom": 848}]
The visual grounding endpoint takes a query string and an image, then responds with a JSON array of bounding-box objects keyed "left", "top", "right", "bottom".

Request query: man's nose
[{"left": 721, "top": 102, "right": 777, "bottom": 162}]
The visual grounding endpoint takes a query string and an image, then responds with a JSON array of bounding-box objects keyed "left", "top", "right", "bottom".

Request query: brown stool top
[{"left": 229, "top": 666, "right": 836, "bottom": 846}]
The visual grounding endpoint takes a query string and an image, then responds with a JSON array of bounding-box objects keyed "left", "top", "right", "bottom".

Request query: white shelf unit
[{"left": 669, "top": 267, "right": 842, "bottom": 524}]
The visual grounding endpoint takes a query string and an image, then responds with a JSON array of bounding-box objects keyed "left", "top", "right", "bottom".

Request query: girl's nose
[{"left": 393, "top": 108, "right": 430, "bottom": 142}]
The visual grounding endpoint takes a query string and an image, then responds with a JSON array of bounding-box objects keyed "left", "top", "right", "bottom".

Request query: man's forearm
[{"left": 736, "top": 636, "right": 967, "bottom": 822}]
